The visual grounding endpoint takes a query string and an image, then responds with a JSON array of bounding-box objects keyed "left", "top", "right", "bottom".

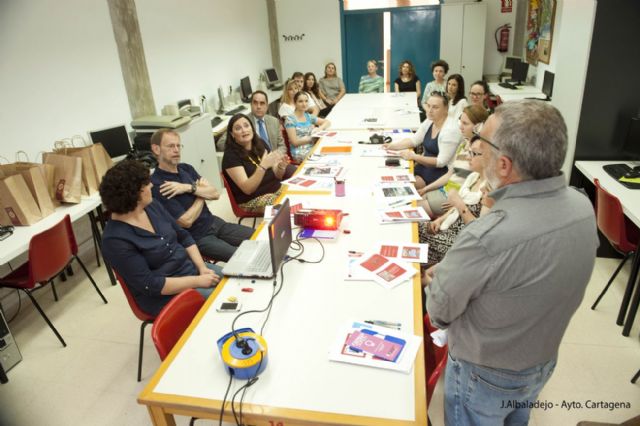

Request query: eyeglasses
[
  {"left": 469, "top": 91, "right": 485, "bottom": 97},
  {"left": 472, "top": 130, "right": 501, "bottom": 152},
  {"left": 165, "top": 143, "right": 184, "bottom": 150},
  {"left": 469, "top": 150, "right": 483, "bottom": 158}
]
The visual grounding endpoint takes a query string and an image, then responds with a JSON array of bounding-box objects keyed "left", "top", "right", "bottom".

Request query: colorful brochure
[{"left": 355, "top": 252, "right": 416, "bottom": 289}]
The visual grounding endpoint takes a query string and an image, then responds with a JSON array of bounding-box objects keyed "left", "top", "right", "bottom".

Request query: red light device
[{"left": 293, "top": 209, "right": 343, "bottom": 230}]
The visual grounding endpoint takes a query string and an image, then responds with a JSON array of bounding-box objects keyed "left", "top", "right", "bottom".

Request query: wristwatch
[{"left": 190, "top": 182, "right": 197, "bottom": 194}]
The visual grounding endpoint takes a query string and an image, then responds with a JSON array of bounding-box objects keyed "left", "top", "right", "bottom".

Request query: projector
[{"left": 293, "top": 208, "right": 343, "bottom": 230}]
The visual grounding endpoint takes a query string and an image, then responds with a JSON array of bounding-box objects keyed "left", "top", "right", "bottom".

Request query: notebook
[{"left": 222, "top": 199, "right": 292, "bottom": 278}]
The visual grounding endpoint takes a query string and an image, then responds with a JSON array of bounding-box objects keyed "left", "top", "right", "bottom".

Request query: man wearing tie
[{"left": 248, "top": 90, "right": 287, "bottom": 154}]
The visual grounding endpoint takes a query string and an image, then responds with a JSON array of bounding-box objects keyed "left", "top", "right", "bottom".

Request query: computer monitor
[
  {"left": 240, "top": 76, "right": 252, "bottom": 103},
  {"left": 542, "top": 70, "right": 554, "bottom": 100},
  {"left": 89, "top": 125, "right": 131, "bottom": 159},
  {"left": 510, "top": 60, "right": 529, "bottom": 85},
  {"left": 622, "top": 117, "right": 640, "bottom": 161},
  {"left": 504, "top": 56, "right": 520, "bottom": 71},
  {"left": 263, "top": 68, "right": 282, "bottom": 89}
]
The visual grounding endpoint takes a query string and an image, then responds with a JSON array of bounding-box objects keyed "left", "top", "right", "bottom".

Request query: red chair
[
  {"left": 424, "top": 313, "right": 448, "bottom": 410},
  {"left": 220, "top": 172, "right": 260, "bottom": 228},
  {"left": 0, "top": 215, "right": 107, "bottom": 347},
  {"left": 151, "top": 289, "right": 205, "bottom": 360},
  {"left": 114, "top": 271, "right": 156, "bottom": 382},
  {"left": 591, "top": 179, "right": 639, "bottom": 324}
]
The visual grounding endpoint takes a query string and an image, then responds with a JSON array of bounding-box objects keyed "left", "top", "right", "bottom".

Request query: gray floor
[{"left": 1, "top": 192, "right": 639, "bottom": 425}]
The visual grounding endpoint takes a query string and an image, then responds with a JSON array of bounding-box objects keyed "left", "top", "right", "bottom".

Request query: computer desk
[
  {"left": 138, "top": 128, "right": 427, "bottom": 425},
  {"left": 327, "top": 93, "right": 421, "bottom": 131},
  {"left": 0, "top": 193, "right": 115, "bottom": 285},
  {"left": 488, "top": 82, "right": 547, "bottom": 102},
  {"left": 575, "top": 160, "right": 640, "bottom": 336}
]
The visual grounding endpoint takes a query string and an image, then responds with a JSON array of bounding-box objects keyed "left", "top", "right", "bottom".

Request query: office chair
[
  {"left": 151, "top": 289, "right": 205, "bottom": 360},
  {"left": 424, "top": 313, "right": 448, "bottom": 421},
  {"left": 220, "top": 172, "right": 260, "bottom": 228},
  {"left": 114, "top": 271, "right": 156, "bottom": 382},
  {"left": 590, "top": 179, "right": 639, "bottom": 329},
  {"left": 0, "top": 215, "right": 108, "bottom": 347}
]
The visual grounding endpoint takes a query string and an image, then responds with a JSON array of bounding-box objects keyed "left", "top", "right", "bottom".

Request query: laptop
[{"left": 222, "top": 199, "right": 292, "bottom": 278}]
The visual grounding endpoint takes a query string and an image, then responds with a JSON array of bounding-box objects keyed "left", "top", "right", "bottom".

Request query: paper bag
[
  {"left": 0, "top": 173, "right": 43, "bottom": 226},
  {"left": 54, "top": 147, "right": 100, "bottom": 195},
  {"left": 90, "top": 143, "right": 113, "bottom": 185},
  {"left": 0, "top": 163, "right": 56, "bottom": 217},
  {"left": 43, "top": 153, "right": 83, "bottom": 204}
]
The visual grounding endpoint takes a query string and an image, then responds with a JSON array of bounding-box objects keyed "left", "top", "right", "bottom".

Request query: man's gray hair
[{"left": 493, "top": 100, "right": 567, "bottom": 181}]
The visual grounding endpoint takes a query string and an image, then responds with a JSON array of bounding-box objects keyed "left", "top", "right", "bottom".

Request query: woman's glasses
[{"left": 430, "top": 91, "right": 450, "bottom": 103}]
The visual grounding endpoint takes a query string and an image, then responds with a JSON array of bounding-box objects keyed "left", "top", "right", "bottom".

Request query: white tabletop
[
  {"left": 140, "top": 132, "right": 426, "bottom": 425},
  {"left": 488, "top": 82, "right": 546, "bottom": 101},
  {"left": 575, "top": 160, "right": 640, "bottom": 227},
  {"left": 327, "top": 93, "right": 421, "bottom": 131},
  {"left": 0, "top": 194, "right": 102, "bottom": 265}
]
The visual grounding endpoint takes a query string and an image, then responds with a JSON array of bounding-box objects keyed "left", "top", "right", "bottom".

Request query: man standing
[
  {"left": 247, "top": 90, "right": 286, "bottom": 154},
  {"left": 150, "top": 129, "right": 254, "bottom": 262},
  {"left": 426, "top": 100, "right": 598, "bottom": 425}
]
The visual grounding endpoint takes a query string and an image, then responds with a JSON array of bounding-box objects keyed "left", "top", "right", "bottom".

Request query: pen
[{"left": 365, "top": 320, "right": 402, "bottom": 329}]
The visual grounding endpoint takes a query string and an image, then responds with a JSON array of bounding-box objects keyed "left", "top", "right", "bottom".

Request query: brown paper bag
[
  {"left": 0, "top": 173, "right": 43, "bottom": 226},
  {"left": 90, "top": 143, "right": 113, "bottom": 185},
  {"left": 43, "top": 153, "right": 83, "bottom": 204},
  {"left": 54, "top": 147, "right": 100, "bottom": 195},
  {"left": 0, "top": 163, "right": 56, "bottom": 217}
]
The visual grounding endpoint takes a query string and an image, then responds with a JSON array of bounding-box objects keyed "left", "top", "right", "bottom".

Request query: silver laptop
[{"left": 222, "top": 199, "right": 292, "bottom": 278}]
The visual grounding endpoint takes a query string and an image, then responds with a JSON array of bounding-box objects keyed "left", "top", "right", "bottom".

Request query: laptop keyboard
[{"left": 245, "top": 246, "right": 271, "bottom": 273}]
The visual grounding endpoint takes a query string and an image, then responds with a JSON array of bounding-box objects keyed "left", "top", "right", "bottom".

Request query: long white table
[
  {"left": 488, "top": 82, "right": 546, "bottom": 102},
  {"left": 327, "top": 93, "right": 421, "bottom": 131},
  {"left": 575, "top": 160, "right": 640, "bottom": 336},
  {"left": 138, "top": 103, "right": 426, "bottom": 425}
]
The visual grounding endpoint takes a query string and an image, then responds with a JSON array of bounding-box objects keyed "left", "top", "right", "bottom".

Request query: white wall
[
  {"left": 482, "top": 0, "right": 518, "bottom": 77},
  {"left": 136, "top": 0, "right": 273, "bottom": 112},
  {"left": 0, "top": 0, "right": 130, "bottom": 161},
  {"left": 275, "top": 0, "right": 342, "bottom": 81}
]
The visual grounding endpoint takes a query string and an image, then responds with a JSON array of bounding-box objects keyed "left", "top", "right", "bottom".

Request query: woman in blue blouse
[
  {"left": 284, "top": 91, "right": 331, "bottom": 162},
  {"left": 100, "top": 160, "right": 222, "bottom": 316}
]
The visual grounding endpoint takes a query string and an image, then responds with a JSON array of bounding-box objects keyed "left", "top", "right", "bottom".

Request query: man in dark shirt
[{"left": 150, "top": 129, "right": 254, "bottom": 262}]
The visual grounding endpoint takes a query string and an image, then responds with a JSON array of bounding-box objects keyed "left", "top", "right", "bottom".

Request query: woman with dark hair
[
  {"left": 284, "top": 92, "right": 331, "bottom": 163},
  {"left": 422, "top": 59, "right": 449, "bottom": 106},
  {"left": 100, "top": 160, "right": 222, "bottom": 316},
  {"left": 394, "top": 60, "right": 421, "bottom": 100},
  {"left": 304, "top": 72, "right": 330, "bottom": 118},
  {"left": 446, "top": 74, "right": 467, "bottom": 120},
  {"left": 222, "top": 114, "right": 291, "bottom": 213},
  {"left": 468, "top": 80, "right": 490, "bottom": 110},
  {"left": 318, "top": 62, "right": 345, "bottom": 111}
]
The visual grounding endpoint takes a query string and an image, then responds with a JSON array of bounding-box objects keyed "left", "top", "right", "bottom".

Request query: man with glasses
[
  {"left": 150, "top": 129, "right": 254, "bottom": 262},
  {"left": 426, "top": 100, "right": 598, "bottom": 425}
]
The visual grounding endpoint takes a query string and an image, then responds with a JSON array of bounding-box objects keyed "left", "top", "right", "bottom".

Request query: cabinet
[
  {"left": 175, "top": 114, "right": 221, "bottom": 190},
  {"left": 440, "top": 2, "right": 486, "bottom": 87}
]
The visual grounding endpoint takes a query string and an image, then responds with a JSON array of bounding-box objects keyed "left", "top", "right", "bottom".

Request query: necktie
[{"left": 257, "top": 119, "right": 271, "bottom": 151}]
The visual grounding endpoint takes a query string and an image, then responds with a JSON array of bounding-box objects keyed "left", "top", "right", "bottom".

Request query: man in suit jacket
[{"left": 217, "top": 90, "right": 286, "bottom": 154}]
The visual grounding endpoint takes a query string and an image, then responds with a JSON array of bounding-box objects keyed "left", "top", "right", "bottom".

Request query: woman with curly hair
[
  {"left": 100, "top": 160, "right": 222, "bottom": 316},
  {"left": 394, "top": 60, "right": 421, "bottom": 100}
]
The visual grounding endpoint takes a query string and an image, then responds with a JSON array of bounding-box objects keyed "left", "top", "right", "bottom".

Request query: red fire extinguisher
[{"left": 495, "top": 24, "right": 511, "bottom": 52}]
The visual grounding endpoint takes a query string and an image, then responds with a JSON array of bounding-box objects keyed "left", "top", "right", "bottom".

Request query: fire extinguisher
[{"left": 495, "top": 24, "right": 511, "bottom": 52}]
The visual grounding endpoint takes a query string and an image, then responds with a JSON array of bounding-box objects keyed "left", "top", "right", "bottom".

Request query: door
[
  {"left": 390, "top": 7, "right": 441, "bottom": 90},
  {"left": 342, "top": 12, "right": 384, "bottom": 93},
  {"left": 460, "top": 3, "right": 486, "bottom": 85}
]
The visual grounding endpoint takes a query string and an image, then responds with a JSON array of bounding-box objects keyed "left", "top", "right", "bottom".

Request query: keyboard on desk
[
  {"left": 224, "top": 106, "right": 246, "bottom": 116},
  {"left": 602, "top": 164, "right": 640, "bottom": 189},
  {"left": 211, "top": 116, "right": 223, "bottom": 128},
  {"left": 498, "top": 82, "right": 517, "bottom": 90}
]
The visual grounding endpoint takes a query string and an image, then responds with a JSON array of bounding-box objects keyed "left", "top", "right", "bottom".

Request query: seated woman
[
  {"left": 394, "top": 60, "right": 421, "bottom": 101},
  {"left": 222, "top": 113, "right": 292, "bottom": 213},
  {"left": 278, "top": 79, "right": 299, "bottom": 118},
  {"left": 358, "top": 60, "right": 384, "bottom": 93},
  {"left": 100, "top": 160, "right": 222, "bottom": 316},
  {"left": 384, "top": 91, "right": 462, "bottom": 191},
  {"left": 284, "top": 92, "right": 331, "bottom": 163},
  {"left": 468, "top": 80, "right": 490, "bottom": 111},
  {"left": 419, "top": 137, "right": 493, "bottom": 269},
  {"left": 318, "top": 62, "right": 346, "bottom": 113},
  {"left": 446, "top": 74, "right": 468, "bottom": 120},
  {"left": 304, "top": 72, "right": 331, "bottom": 118},
  {"left": 421, "top": 59, "right": 449, "bottom": 106},
  {"left": 417, "top": 104, "right": 489, "bottom": 217}
]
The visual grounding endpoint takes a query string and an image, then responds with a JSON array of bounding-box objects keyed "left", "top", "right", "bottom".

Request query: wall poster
[{"left": 525, "top": 0, "right": 557, "bottom": 65}]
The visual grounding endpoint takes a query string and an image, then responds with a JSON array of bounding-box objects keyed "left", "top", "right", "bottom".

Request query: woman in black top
[
  {"left": 222, "top": 113, "right": 291, "bottom": 213},
  {"left": 394, "top": 60, "right": 422, "bottom": 101}
]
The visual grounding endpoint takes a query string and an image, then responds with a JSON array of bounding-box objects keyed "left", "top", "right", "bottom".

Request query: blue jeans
[
  {"left": 195, "top": 262, "right": 224, "bottom": 299},
  {"left": 196, "top": 216, "right": 254, "bottom": 262},
  {"left": 444, "top": 353, "right": 556, "bottom": 426}
]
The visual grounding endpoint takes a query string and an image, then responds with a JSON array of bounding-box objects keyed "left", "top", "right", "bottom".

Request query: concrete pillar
[{"left": 266, "top": 0, "right": 282, "bottom": 78}]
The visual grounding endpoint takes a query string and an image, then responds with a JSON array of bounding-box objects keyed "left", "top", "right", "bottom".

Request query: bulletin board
[{"left": 525, "top": 0, "right": 557, "bottom": 65}]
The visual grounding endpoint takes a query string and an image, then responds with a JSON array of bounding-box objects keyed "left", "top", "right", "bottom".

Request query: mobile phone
[
  {"left": 216, "top": 302, "right": 241, "bottom": 312},
  {"left": 385, "top": 158, "right": 400, "bottom": 167}
]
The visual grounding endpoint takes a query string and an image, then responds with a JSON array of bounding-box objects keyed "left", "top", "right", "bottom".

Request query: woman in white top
[
  {"left": 446, "top": 74, "right": 468, "bottom": 120},
  {"left": 278, "top": 79, "right": 299, "bottom": 118},
  {"left": 422, "top": 59, "right": 449, "bottom": 106},
  {"left": 384, "top": 91, "right": 462, "bottom": 190}
]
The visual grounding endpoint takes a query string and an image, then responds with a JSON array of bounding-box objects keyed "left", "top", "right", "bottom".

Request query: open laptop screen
[{"left": 268, "top": 198, "right": 292, "bottom": 275}]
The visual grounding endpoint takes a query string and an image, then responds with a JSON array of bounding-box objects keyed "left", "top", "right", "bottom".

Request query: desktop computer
[
  {"left": 0, "top": 309, "right": 22, "bottom": 375},
  {"left": 88, "top": 125, "right": 132, "bottom": 160},
  {"left": 263, "top": 68, "right": 283, "bottom": 90},
  {"left": 240, "top": 76, "right": 252, "bottom": 103},
  {"left": 541, "top": 70, "right": 555, "bottom": 101}
]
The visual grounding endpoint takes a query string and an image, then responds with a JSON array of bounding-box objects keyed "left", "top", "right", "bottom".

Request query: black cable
[
  {"left": 218, "top": 372, "right": 234, "bottom": 426},
  {"left": 238, "top": 352, "right": 264, "bottom": 426}
]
